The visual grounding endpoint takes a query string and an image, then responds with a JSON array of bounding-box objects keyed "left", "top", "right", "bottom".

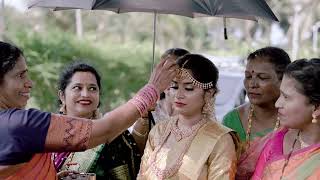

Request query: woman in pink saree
[
  {"left": 252, "top": 58, "right": 320, "bottom": 179},
  {"left": 230, "top": 47, "right": 291, "bottom": 179}
]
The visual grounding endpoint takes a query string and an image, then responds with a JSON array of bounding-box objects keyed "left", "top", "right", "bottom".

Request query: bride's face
[{"left": 170, "top": 75, "right": 205, "bottom": 117}]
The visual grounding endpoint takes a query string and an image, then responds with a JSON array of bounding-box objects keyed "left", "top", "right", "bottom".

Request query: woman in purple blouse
[{"left": 0, "top": 41, "right": 177, "bottom": 179}]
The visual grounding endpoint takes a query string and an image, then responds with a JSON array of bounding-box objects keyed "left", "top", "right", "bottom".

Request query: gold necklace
[
  {"left": 245, "top": 106, "right": 254, "bottom": 148},
  {"left": 298, "top": 132, "right": 310, "bottom": 148},
  {"left": 149, "top": 117, "right": 207, "bottom": 179},
  {"left": 245, "top": 105, "right": 280, "bottom": 148}
]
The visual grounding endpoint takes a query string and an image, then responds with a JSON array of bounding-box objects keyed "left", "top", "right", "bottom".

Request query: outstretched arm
[
  {"left": 0, "top": 57, "right": 177, "bottom": 177},
  {"left": 45, "top": 57, "right": 178, "bottom": 150}
]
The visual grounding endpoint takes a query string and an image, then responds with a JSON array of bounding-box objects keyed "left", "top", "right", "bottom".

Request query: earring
[
  {"left": 274, "top": 117, "right": 280, "bottom": 131},
  {"left": 202, "top": 90, "right": 215, "bottom": 118},
  {"left": 92, "top": 108, "right": 102, "bottom": 119},
  {"left": 59, "top": 103, "right": 66, "bottom": 115},
  {"left": 312, "top": 117, "right": 318, "bottom": 124}
]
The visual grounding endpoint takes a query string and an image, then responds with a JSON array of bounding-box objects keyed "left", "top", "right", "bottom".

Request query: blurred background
[{"left": 1, "top": 0, "right": 319, "bottom": 118}]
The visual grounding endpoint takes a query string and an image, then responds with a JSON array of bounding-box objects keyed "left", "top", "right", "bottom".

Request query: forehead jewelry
[{"left": 177, "top": 60, "right": 214, "bottom": 90}]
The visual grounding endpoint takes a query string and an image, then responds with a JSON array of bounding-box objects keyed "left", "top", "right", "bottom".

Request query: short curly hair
[
  {"left": 247, "top": 46, "right": 291, "bottom": 80},
  {"left": 0, "top": 41, "right": 24, "bottom": 84},
  {"left": 285, "top": 58, "right": 320, "bottom": 106}
]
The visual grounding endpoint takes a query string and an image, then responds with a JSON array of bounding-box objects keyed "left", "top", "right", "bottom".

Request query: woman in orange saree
[{"left": 251, "top": 58, "right": 320, "bottom": 180}]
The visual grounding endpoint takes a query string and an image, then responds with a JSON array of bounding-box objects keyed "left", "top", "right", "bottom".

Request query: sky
[{"left": 6, "top": 0, "right": 28, "bottom": 11}]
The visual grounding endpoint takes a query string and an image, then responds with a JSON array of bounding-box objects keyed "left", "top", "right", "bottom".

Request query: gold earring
[
  {"left": 202, "top": 90, "right": 215, "bottom": 117},
  {"left": 312, "top": 118, "right": 318, "bottom": 124},
  {"left": 59, "top": 103, "right": 66, "bottom": 115},
  {"left": 274, "top": 117, "right": 280, "bottom": 131},
  {"left": 93, "top": 108, "right": 102, "bottom": 119}
]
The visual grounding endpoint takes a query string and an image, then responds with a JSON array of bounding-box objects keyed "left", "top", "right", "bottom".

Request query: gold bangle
[
  {"left": 139, "top": 117, "right": 149, "bottom": 126},
  {"left": 132, "top": 128, "right": 148, "bottom": 137}
]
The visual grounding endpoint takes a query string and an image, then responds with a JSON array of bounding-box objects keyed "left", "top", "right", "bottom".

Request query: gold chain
[
  {"left": 245, "top": 105, "right": 280, "bottom": 148},
  {"left": 245, "top": 106, "right": 254, "bottom": 148},
  {"left": 298, "top": 132, "right": 310, "bottom": 148}
]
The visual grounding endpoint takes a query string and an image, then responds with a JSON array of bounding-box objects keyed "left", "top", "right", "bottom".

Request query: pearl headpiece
[{"left": 177, "top": 60, "right": 214, "bottom": 90}]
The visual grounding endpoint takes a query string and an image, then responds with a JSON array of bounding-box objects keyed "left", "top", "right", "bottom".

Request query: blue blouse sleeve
[{"left": 0, "top": 108, "right": 51, "bottom": 165}]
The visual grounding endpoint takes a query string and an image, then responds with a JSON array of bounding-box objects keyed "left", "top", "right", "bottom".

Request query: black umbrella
[{"left": 29, "top": 0, "right": 279, "bottom": 68}]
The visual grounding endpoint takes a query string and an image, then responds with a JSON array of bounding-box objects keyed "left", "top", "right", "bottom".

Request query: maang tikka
[{"left": 177, "top": 60, "right": 214, "bottom": 90}]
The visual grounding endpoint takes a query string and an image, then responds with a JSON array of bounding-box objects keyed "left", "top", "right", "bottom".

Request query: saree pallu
[
  {"left": 223, "top": 109, "right": 276, "bottom": 180},
  {"left": 92, "top": 130, "right": 142, "bottom": 180},
  {"left": 6, "top": 154, "right": 57, "bottom": 180},
  {"left": 236, "top": 131, "right": 276, "bottom": 180},
  {"left": 55, "top": 130, "right": 142, "bottom": 180},
  {"left": 4, "top": 112, "right": 93, "bottom": 179},
  {"left": 252, "top": 129, "right": 320, "bottom": 180}
]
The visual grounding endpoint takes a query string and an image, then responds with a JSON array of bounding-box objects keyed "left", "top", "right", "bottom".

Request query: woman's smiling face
[
  {"left": 60, "top": 71, "right": 100, "bottom": 118},
  {"left": 0, "top": 56, "right": 33, "bottom": 109}
]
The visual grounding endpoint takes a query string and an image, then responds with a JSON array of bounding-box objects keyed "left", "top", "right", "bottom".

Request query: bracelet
[
  {"left": 129, "top": 84, "right": 160, "bottom": 116},
  {"left": 132, "top": 128, "right": 148, "bottom": 137},
  {"left": 139, "top": 117, "right": 149, "bottom": 126}
]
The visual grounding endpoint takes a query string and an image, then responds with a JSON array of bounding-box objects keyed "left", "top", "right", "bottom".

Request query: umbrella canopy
[
  {"left": 29, "top": 0, "right": 279, "bottom": 69},
  {"left": 94, "top": 0, "right": 278, "bottom": 21},
  {"left": 29, "top": 0, "right": 278, "bottom": 21}
]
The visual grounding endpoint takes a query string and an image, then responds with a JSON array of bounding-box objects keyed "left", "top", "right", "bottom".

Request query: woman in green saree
[
  {"left": 222, "top": 47, "right": 291, "bottom": 146},
  {"left": 222, "top": 47, "right": 291, "bottom": 179}
]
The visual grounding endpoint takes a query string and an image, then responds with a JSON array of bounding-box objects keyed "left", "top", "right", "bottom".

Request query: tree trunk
[
  {"left": 75, "top": 9, "right": 83, "bottom": 39},
  {"left": 0, "top": 0, "right": 5, "bottom": 40},
  {"left": 244, "top": 21, "right": 253, "bottom": 44},
  {"left": 291, "top": 5, "right": 302, "bottom": 60}
]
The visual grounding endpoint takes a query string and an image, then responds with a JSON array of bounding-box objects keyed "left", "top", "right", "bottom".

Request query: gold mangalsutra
[
  {"left": 280, "top": 131, "right": 300, "bottom": 179},
  {"left": 245, "top": 105, "right": 280, "bottom": 148}
]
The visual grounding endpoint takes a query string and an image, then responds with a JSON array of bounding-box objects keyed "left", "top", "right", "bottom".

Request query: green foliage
[
  {"left": 3, "top": 2, "right": 320, "bottom": 113},
  {"left": 7, "top": 30, "right": 154, "bottom": 112}
]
